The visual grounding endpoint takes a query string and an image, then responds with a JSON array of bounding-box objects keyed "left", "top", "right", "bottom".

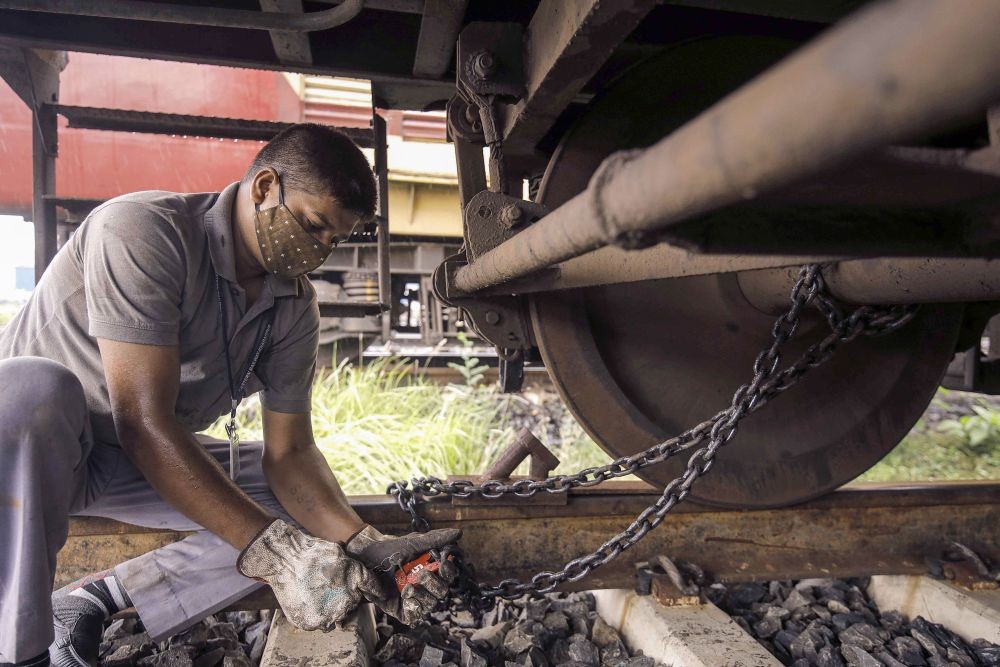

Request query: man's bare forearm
[
  {"left": 262, "top": 441, "right": 364, "bottom": 543},
  {"left": 118, "top": 417, "right": 274, "bottom": 549}
]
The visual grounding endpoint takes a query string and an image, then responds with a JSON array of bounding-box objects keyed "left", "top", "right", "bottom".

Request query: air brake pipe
[
  {"left": 0, "top": 0, "right": 366, "bottom": 31},
  {"left": 737, "top": 259, "right": 1000, "bottom": 314},
  {"left": 451, "top": 0, "right": 1000, "bottom": 295}
]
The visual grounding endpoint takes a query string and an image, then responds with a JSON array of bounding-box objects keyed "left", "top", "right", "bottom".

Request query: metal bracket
[
  {"left": 456, "top": 22, "right": 525, "bottom": 101},
  {"left": 464, "top": 190, "right": 548, "bottom": 260},
  {"left": 449, "top": 428, "right": 565, "bottom": 506},
  {"left": 634, "top": 556, "right": 703, "bottom": 607},
  {"left": 481, "top": 428, "right": 560, "bottom": 481},
  {"left": 446, "top": 94, "right": 484, "bottom": 145},
  {"left": 433, "top": 255, "right": 534, "bottom": 352},
  {"left": 431, "top": 190, "right": 547, "bottom": 356},
  {"left": 928, "top": 541, "right": 1000, "bottom": 591}
]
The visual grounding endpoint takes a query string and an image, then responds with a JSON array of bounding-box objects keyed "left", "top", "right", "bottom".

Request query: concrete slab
[
  {"left": 260, "top": 604, "right": 376, "bottom": 667},
  {"left": 593, "top": 589, "right": 780, "bottom": 667},
  {"left": 868, "top": 575, "right": 1000, "bottom": 644}
]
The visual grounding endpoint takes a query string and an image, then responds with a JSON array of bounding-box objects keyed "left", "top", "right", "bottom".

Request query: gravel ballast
[{"left": 709, "top": 578, "right": 1000, "bottom": 667}]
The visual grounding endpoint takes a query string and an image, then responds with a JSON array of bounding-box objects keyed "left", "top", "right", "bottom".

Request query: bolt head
[
  {"left": 472, "top": 50, "right": 497, "bottom": 79},
  {"left": 485, "top": 310, "right": 501, "bottom": 325},
  {"left": 499, "top": 205, "right": 524, "bottom": 228}
]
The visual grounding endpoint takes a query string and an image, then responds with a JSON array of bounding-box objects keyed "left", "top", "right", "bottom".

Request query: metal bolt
[
  {"left": 472, "top": 50, "right": 496, "bottom": 80},
  {"left": 499, "top": 205, "right": 524, "bottom": 229},
  {"left": 485, "top": 310, "right": 501, "bottom": 325}
]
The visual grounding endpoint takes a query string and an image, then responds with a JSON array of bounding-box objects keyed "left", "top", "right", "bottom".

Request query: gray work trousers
[{"left": 0, "top": 357, "right": 291, "bottom": 662}]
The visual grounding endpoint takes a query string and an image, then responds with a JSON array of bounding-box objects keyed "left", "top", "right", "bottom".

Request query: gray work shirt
[{"left": 0, "top": 182, "right": 319, "bottom": 446}]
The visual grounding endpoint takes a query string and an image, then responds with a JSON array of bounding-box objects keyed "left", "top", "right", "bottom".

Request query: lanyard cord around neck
[{"left": 215, "top": 274, "right": 274, "bottom": 478}]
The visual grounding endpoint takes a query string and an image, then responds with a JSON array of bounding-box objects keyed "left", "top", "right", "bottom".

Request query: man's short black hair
[{"left": 244, "top": 123, "right": 377, "bottom": 219}]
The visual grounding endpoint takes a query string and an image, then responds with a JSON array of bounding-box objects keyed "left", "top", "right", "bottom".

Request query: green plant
[
  {"left": 936, "top": 402, "right": 1000, "bottom": 455},
  {"left": 446, "top": 332, "right": 487, "bottom": 386},
  {"left": 205, "top": 356, "right": 517, "bottom": 494}
]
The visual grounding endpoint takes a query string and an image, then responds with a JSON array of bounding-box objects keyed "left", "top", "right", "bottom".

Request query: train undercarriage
[{"left": 2, "top": 0, "right": 1000, "bottom": 511}]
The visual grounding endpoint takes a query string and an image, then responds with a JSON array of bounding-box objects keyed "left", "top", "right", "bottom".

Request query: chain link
[{"left": 387, "top": 264, "right": 918, "bottom": 603}]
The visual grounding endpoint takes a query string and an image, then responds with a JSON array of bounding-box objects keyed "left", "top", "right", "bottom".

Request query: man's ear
[{"left": 250, "top": 168, "right": 278, "bottom": 206}]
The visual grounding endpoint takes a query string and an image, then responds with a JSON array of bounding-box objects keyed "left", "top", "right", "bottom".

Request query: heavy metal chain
[{"left": 387, "top": 264, "right": 917, "bottom": 604}]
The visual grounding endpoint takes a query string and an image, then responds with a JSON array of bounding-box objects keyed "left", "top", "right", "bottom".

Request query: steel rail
[
  {"left": 60, "top": 481, "right": 1000, "bottom": 593},
  {"left": 0, "top": 0, "right": 365, "bottom": 32},
  {"left": 452, "top": 0, "right": 1000, "bottom": 294}
]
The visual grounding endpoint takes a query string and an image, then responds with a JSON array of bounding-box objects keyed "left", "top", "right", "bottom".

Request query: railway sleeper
[{"left": 252, "top": 579, "right": 1000, "bottom": 667}]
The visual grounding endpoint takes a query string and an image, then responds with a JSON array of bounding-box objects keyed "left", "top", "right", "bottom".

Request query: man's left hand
[{"left": 345, "top": 525, "right": 461, "bottom": 624}]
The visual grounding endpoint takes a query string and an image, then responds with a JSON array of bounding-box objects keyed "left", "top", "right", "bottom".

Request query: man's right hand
[{"left": 237, "top": 519, "right": 385, "bottom": 631}]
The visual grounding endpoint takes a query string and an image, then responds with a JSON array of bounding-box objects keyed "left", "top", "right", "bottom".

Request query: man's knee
[{"left": 0, "top": 357, "right": 87, "bottom": 451}]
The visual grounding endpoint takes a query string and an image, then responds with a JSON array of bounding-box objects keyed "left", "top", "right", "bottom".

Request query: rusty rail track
[{"left": 60, "top": 480, "right": 1000, "bottom": 604}]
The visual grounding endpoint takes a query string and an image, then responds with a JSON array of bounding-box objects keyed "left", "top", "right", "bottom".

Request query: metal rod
[
  {"left": 373, "top": 109, "right": 393, "bottom": 342},
  {"left": 0, "top": 0, "right": 364, "bottom": 32},
  {"left": 32, "top": 105, "right": 57, "bottom": 283},
  {"left": 738, "top": 258, "right": 1000, "bottom": 312},
  {"left": 452, "top": 0, "right": 1000, "bottom": 294}
]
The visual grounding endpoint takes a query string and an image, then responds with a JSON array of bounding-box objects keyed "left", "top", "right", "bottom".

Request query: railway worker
[{"left": 0, "top": 123, "right": 461, "bottom": 667}]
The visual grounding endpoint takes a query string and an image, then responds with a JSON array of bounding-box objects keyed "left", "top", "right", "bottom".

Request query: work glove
[
  {"left": 345, "top": 524, "right": 462, "bottom": 625},
  {"left": 237, "top": 519, "right": 385, "bottom": 631}
]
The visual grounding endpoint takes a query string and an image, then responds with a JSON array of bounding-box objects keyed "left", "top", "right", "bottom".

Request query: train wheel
[{"left": 529, "top": 36, "right": 963, "bottom": 508}]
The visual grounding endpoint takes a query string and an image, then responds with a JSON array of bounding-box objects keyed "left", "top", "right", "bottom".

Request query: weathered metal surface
[
  {"left": 664, "top": 0, "right": 864, "bottom": 23},
  {"left": 260, "top": 0, "right": 313, "bottom": 66},
  {"left": 0, "top": 0, "right": 365, "bottom": 32},
  {"left": 531, "top": 277, "right": 962, "bottom": 507},
  {"left": 0, "top": 46, "right": 64, "bottom": 277},
  {"left": 317, "top": 301, "right": 388, "bottom": 317},
  {"left": 480, "top": 428, "right": 560, "bottom": 481},
  {"left": 373, "top": 109, "right": 393, "bottom": 341},
  {"left": 455, "top": 22, "right": 524, "bottom": 101},
  {"left": 499, "top": 0, "right": 658, "bottom": 159},
  {"left": 51, "top": 104, "right": 374, "bottom": 146},
  {"left": 0, "top": 45, "right": 64, "bottom": 109},
  {"left": 61, "top": 482, "right": 1000, "bottom": 594},
  {"left": 739, "top": 258, "right": 1000, "bottom": 312},
  {"left": 33, "top": 103, "right": 58, "bottom": 280},
  {"left": 453, "top": 0, "right": 1000, "bottom": 293},
  {"left": 0, "top": 7, "right": 446, "bottom": 110},
  {"left": 412, "top": 0, "right": 467, "bottom": 78},
  {"left": 523, "top": 35, "right": 966, "bottom": 508}
]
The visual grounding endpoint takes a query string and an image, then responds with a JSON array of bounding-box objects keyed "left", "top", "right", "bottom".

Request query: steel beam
[
  {"left": 0, "top": 45, "right": 64, "bottom": 109},
  {"left": 33, "top": 104, "right": 58, "bottom": 281},
  {"left": 373, "top": 110, "right": 393, "bottom": 342},
  {"left": 260, "top": 0, "right": 313, "bottom": 66},
  {"left": 59, "top": 482, "right": 1000, "bottom": 591},
  {"left": 0, "top": 0, "right": 364, "bottom": 32},
  {"left": 50, "top": 104, "right": 374, "bottom": 146},
  {"left": 412, "top": 0, "right": 467, "bottom": 78},
  {"left": 1, "top": 47, "right": 66, "bottom": 280},
  {"left": 499, "top": 0, "right": 658, "bottom": 158},
  {"left": 454, "top": 0, "right": 1000, "bottom": 294},
  {"left": 0, "top": 10, "right": 450, "bottom": 109}
]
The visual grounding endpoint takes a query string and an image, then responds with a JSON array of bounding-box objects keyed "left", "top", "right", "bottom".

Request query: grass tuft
[{"left": 207, "top": 358, "right": 1000, "bottom": 494}]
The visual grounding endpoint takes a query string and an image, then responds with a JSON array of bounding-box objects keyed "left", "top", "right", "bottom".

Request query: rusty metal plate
[
  {"left": 529, "top": 37, "right": 964, "bottom": 508},
  {"left": 63, "top": 483, "right": 1000, "bottom": 594}
]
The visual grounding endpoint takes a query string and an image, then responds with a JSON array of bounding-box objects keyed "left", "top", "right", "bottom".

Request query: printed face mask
[{"left": 254, "top": 177, "right": 333, "bottom": 279}]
